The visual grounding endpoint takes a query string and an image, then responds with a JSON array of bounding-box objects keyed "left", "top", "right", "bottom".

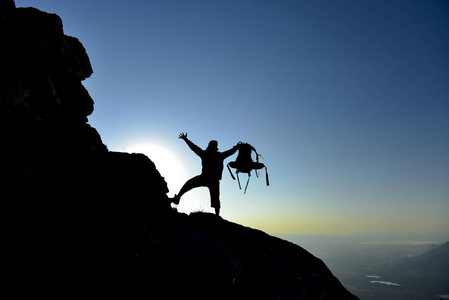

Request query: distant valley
[{"left": 276, "top": 234, "right": 449, "bottom": 300}]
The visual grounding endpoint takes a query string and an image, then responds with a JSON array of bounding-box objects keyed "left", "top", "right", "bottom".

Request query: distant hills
[
  {"left": 295, "top": 237, "right": 449, "bottom": 300},
  {"left": 389, "top": 241, "right": 449, "bottom": 295},
  {"left": 399, "top": 241, "right": 449, "bottom": 272}
]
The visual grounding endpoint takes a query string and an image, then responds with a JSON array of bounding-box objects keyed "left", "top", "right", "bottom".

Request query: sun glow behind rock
[
  {"left": 125, "top": 142, "right": 210, "bottom": 214},
  {"left": 125, "top": 143, "right": 188, "bottom": 196}
]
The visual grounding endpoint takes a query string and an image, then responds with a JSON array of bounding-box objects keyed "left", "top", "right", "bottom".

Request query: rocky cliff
[{"left": 0, "top": 1, "right": 358, "bottom": 299}]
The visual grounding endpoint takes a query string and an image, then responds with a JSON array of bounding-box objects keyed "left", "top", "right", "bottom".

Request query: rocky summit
[{"left": 0, "top": 1, "right": 358, "bottom": 299}]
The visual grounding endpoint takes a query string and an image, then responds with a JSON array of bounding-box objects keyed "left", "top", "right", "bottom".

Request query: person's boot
[{"left": 170, "top": 194, "right": 180, "bottom": 205}]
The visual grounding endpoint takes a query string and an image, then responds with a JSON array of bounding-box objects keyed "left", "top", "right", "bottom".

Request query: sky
[{"left": 15, "top": 0, "right": 449, "bottom": 238}]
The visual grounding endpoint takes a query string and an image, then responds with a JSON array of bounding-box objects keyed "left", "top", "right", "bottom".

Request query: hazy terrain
[{"left": 276, "top": 233, "right": 449, "bottom": 300}]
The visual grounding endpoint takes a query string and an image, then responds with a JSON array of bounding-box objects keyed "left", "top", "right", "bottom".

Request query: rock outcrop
[{"left": 0, "top": 1, "right": 358, "bottom": 299}]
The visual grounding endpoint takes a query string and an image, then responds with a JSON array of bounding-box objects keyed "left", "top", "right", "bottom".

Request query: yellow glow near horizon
[{"left": 235, "top": 210, "right": 449, "bottom": 236}]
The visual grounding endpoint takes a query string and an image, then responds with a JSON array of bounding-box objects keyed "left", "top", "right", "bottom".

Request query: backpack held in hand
[{"left": 227, "top": 143, "right": 269, "bottom": 193}]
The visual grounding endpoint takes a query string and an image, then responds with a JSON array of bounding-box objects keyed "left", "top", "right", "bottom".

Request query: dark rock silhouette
[{"left": 0, "top": 1, "right": 358, "bottom": 299}]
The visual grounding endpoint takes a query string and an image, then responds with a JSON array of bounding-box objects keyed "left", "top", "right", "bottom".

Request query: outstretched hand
[{"left": 178, "top": 132, "right": 188, "bottom": 140}]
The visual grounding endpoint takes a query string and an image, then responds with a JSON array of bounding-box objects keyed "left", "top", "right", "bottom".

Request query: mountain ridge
[{"left": 387, "top": 241, "right": 449, "bottom": 295}]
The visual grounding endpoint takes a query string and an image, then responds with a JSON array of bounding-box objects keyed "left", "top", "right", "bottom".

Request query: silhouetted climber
[{"left": 171, "top": 133, "right": 240, "bottom": 216}]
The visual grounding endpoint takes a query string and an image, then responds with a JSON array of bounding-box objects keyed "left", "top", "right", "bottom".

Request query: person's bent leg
[{"left": 172, "top": 175, "right": 204, "bottom": 204}]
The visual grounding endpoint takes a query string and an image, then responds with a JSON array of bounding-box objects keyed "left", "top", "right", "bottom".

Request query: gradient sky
[{"left": 15, "top": 0, "right": 449, "bottom": 237}]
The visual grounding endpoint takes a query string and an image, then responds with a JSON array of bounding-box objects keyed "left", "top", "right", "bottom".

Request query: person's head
[{"left": 206, "top": 140, "right": 218, "bottom": 152}]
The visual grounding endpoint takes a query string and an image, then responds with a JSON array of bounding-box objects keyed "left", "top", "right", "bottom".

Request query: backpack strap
[
  {"left": 265, "top": 166, "right": 269, "bottom": 186},
  {"left": 236, "top": 172, "right": 241, "bottom": 190},
  {"left": 227, "top": 163, "right": 236, "bottom": 180},
  {"left": 244, "top": 173, "right": 251, "bottom": 194}
]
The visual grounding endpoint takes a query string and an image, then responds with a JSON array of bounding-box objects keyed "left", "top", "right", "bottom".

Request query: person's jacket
[{"left": 184, "top": 139, "right": 238, "bottom": 180}]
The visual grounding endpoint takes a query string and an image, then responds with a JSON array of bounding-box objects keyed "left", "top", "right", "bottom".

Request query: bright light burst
[
  {"left": 125, "top": 143, "right": 212, "bottom": 214},
  {"left": 125, "top": 143, "right": 187, "bottom": 195}
]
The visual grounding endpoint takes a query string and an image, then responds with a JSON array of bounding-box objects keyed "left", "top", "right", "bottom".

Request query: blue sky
[{"left": 16, "top": 0, "right": 449, "bottom": 236}]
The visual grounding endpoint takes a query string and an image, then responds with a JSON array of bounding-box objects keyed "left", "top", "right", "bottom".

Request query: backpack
[{"left": 227, "top": 143, "right": 269, "bottom": 193}]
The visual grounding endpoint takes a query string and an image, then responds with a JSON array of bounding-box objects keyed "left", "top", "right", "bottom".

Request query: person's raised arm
[
  {"left": 179, "top": 132, "right": 202, "bottom": 156},
  {"left": 222, "top": 141, "right": 241, "bottom": 159}
]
